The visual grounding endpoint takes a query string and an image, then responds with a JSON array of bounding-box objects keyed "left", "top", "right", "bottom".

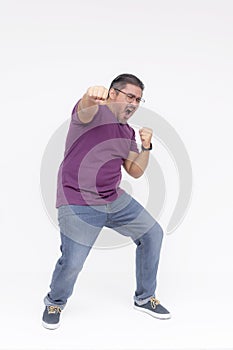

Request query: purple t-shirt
[{"left": 56, "top": 101, "right": 139, "bottom": 207}]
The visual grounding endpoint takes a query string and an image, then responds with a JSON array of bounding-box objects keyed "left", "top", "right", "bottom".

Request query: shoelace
[
  {"left": 150, "top": 297, "right": 160, "bottom": 309},
  {"left": 47, "top": 306, "right": 62, "bottom": 314}
]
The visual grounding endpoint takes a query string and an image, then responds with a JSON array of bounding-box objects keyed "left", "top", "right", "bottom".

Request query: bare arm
[
  {"left": 123, "top": 127, "right": 153, "bottom": 178},
  {"left": 77, "top": 86, "right": 109, "bottom": 123},
  {"left": 123, "top": 150, "right": 150, "bottom": 178}
]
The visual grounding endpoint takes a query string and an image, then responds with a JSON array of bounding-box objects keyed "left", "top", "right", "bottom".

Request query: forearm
[
  {"left": 79, "top": 93, "right": 97, "bottom": 110},
  {"left": 129, "top": 150, "right": 150, "bottom": 178},
  {"left": 77, "top": 94, "right": 98, "bottom": 123}
]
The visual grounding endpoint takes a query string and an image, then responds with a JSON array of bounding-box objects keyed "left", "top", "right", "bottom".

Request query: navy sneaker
[
  {"left": 134, "top": 297, "right": 171, "bottom": 319},
  {"left": 42, "top": 306, "right": 62, "bottom": 329}
]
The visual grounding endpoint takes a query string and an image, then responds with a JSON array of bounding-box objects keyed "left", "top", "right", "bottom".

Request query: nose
[{"left": 131, "top": 98, "right": 139, "bottom": 106}]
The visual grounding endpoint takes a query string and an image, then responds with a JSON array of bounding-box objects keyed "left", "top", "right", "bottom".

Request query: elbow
[
  {"left": 127, "top": 164, "right": 144, "bottom": 178},
  {"left": 131, "top": 170, "right": 144, "bottom": 178}
]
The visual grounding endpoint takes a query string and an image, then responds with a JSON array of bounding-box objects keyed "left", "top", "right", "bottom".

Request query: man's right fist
[{"left": 86, "top": 86, "right": 109, "bottom": 104}]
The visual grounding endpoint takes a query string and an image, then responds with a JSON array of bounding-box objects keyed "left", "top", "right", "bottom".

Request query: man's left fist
[{"left": 139, "top": 127, "right": 153, "bottom": 148}]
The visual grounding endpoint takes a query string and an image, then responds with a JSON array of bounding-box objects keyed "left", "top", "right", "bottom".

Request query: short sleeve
[{"left": 130, "top": 128, "right": 140, "bottom": 154}]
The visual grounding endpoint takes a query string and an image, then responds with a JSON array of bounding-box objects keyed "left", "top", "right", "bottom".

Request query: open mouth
[{"left": 125, "top": 106, "right": 136, "bottom": 116}]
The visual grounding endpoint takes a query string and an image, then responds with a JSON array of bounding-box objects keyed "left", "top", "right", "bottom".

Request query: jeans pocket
[{"left": 58, "top": 205, "right": 71, "bottom": 220}]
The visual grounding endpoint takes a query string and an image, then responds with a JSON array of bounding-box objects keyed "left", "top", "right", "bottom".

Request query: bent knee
[{"left": 147, "top": 221, "right": 164, "bottom": 244}]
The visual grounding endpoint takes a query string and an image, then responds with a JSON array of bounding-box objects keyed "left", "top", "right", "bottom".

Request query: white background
[{"left": 1, "top": 0, "right": 233, "bottom": 349}]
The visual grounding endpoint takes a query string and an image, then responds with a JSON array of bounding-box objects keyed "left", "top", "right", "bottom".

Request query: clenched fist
[
  {"left": 86, "top": 86, "right": 109, "bottom": 104},
  {"left": 78, "top": 86, "right": 109, "bottom": 123},
  {"left": 139, "top": 127, "right": 153, "bottom": 148}
]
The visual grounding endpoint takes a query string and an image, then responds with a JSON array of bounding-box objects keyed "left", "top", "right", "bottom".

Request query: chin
[{"left": 119, "top": 119, "right": 127, "bottom": 124}]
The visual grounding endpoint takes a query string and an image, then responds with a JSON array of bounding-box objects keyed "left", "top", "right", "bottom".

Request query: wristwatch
[{"left": 141, "top": 143, "right": 152, "bottom": 151}]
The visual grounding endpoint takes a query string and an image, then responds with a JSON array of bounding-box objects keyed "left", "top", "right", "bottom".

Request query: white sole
[
  {"left": 134, "top": 305, "right": 171, "bottom": 320},
  {"left": 42, "top": 321, "right": 60, "bottom": 330}
]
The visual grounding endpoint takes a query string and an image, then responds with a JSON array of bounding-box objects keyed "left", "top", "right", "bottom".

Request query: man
[{"left": 42, "top": 73, "right": 171, "bottom": 330}]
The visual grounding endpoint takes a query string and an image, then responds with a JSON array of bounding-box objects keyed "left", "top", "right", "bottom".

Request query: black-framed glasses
[{"left": 114, "top": 88, "right": 145, "bottom": 104}]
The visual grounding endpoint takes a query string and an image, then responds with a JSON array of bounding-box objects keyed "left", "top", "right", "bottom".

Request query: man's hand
[
  {"left": 78, "top": 86, "right": 109, "bottom": 123},
  {"left": 139, "top": 127, "right": 153, "bottom": 148},
  {"left": 86, "top": 86, "right": 109, "bottom": 105}
]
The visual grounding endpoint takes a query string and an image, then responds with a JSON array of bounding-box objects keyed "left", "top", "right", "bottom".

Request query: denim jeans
[{"left": 44, "top": 192, "right": 163, "bottom": 308}]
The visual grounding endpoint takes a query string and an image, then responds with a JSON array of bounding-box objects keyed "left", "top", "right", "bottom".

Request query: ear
[{"left": 108, "top": 88, "right": 117, "bottom": 101}]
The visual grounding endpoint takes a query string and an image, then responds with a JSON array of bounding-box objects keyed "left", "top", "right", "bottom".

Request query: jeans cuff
[
  {"left": 44, "top": 296, "right": 66, "bottom": 310},
  {"left": 134, "top": 295, "right": 154, "bottom": 306}
]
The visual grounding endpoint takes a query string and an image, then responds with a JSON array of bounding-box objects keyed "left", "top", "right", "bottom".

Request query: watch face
[{"left": 142, "top": 143, "right": 152, "bottom": 150}]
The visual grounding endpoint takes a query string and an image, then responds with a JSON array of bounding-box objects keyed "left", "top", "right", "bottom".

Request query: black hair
[{"left": 109, "top": 73, "right": 144, "bottom": 94}]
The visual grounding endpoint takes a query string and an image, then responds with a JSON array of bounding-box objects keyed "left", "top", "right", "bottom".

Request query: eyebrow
[{"left": 125, "top": 91, "right": 142, "bottom": 99}]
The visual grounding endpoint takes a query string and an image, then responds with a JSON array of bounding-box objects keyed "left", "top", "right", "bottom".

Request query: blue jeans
[{"left": 44, "top": 192, "right": 163, "bottom": 308}]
